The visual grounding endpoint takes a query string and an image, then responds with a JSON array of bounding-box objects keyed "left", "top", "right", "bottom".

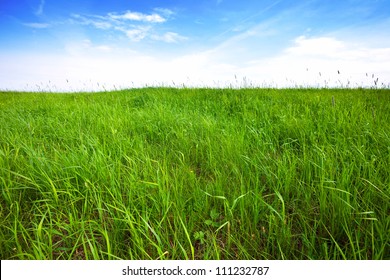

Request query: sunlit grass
[{"left": 0, "top": 87, "right": 389, "bottom": 259}]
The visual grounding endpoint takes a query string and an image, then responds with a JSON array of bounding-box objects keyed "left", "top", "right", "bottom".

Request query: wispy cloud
[
  {"left": 35, "top": 0, "right": 45, "bottom": 16},
  {"left": 70, "top": 9, "right": 184, "bottom": 43},
  {"left": 24, "top": 22, "right": 50, "bottom": 28},
  {"left": 71, "top": 14, "right": 113, "bottom": 29},
  {"left": 65, "top": 39, "right": 113, "bottom": 56},
  {"left": 71, "top": 9, "right": 173, "bottom": 28},
  {"left": 151, "top": 32, "right": 188, "bottom": 43},
  {"left": 153, "top": 8, "right": 175, "bottom": 18},
  {"left": 123, "top": 26, "right": 151, "bottom": 42}
]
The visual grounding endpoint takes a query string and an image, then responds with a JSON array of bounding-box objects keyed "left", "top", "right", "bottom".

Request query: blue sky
[{"left": 1, "top": 0, "right": 390, "bottom": 91}]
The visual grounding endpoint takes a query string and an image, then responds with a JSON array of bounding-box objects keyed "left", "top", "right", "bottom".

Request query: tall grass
[{"left": 0, "top": 88, "right": 389, "bottom": 259}]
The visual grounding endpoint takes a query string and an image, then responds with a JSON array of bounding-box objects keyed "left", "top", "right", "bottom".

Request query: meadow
[{"left": 0, "top": 87, "right": 389, "bottom": 260}]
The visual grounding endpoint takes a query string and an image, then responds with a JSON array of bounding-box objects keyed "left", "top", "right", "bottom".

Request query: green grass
[{"left": 0, "top": 87, "right": 389, "bottom": 260}]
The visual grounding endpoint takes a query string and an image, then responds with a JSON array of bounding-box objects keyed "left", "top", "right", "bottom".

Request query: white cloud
[
  {"left": 108, "top": 11, "right": 166, "bottom": 23},
  {"left": 95, "top": 45, "right": 112, "bottom": 52},
  {"left": 64, "top": 39, "right": 113, "bottom": 56},
  {"left": 282, "top": 36, "right": 390, "bottom": 70},
  {"left": 238, "top": 36, "right": 390, "bottom": 87},
  {"left": 0, "top": 48, "right": 235, "bottom": 92},
  {"left": 2, "top": 34, "right": 389, "bottom": 92},
  {"left": 124, "top": 27, "right": 151, "bottom": 42},
  {"left": 286, "top": 36, "right": 345, "bottom": 57},
  {"left": 69, "top": 10, "right": 183, "bottom": 43},
  {"left": 151, "top": 32, "right": 188, "bottom": 43}
]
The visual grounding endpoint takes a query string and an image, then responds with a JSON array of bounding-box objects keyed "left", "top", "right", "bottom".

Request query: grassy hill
[{"left": 0, "top": 87, "right": 389, "bottom": 259}]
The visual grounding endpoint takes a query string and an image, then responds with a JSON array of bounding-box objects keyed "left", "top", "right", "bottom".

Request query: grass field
[{"left": 0, "top": 87, "right": 389, "bottom": 260}]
